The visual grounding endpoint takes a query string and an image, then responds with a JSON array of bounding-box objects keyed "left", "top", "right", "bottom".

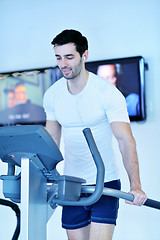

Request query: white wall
[{"left": 0, "top": 0, "right": 160, "bottom": 239}]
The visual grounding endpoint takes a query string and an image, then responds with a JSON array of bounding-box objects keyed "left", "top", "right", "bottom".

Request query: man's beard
[{"left": 61, "top": 59, "right": 83, "bottom": 80}]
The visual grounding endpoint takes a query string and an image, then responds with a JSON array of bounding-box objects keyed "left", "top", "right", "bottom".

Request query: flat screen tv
[
  {"left": 85, "top": 56, "right": 146, "bottom": 122},
  {"left": 0, "top": 56, "right": 146, "bottom": 126},
  {"left": 0, "top": 67, "right": 61, "bottom": 126}
]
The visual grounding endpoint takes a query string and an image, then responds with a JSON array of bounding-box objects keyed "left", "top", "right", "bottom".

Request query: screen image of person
[
  {"left": 0, "top": 82, "right": 46, "bottom": 124},
  {"left": 43, "top": 29, "right": 147, "bottom": 240},
  {"left": 97, "top": 64, "right": 140, "bottom": 117}
]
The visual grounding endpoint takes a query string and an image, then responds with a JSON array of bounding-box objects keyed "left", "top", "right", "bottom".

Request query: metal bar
[
  {"left": 21, "top": 157, "right": 48, "bottom": 240},
  {"left": 81, "top": 186, "right": 133, "bottom": 202},
  {"left": 52, "top": 128, "right": 105, "bottom": 206},
  {"left": 81, "top": 186, "right": 160, "bottom": 210}
]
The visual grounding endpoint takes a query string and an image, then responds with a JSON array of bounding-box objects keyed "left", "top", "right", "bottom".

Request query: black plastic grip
[{"left": 144, "top": 198, "right": 160, "bottom": 210}]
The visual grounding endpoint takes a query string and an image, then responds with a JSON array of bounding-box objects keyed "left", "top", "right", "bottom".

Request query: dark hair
[{"left": 51, "top": 29, "right": 88, "bottom": 57}]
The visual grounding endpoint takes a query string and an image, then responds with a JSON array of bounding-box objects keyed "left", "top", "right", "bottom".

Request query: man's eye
[{"left": 67, "top": 57, "right": 74, "bottom": 60}]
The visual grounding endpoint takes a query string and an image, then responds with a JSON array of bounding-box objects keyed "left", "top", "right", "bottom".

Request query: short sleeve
[
  {"left": 43, "top": 89, "right": 57, "bottom": 121},
  {"left": 105, "top": 86, "right": 130, "bottom": 124}
]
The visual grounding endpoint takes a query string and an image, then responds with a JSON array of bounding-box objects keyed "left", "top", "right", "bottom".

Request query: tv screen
[
  {"left": 0, "top": 67, "right": 61, "bottom": 126},
  {"left": 0, "top": 56, "right": 146, "bottom": 126},
  {"left": 85, "top": 56, "right": 146, "bottom": 121}
]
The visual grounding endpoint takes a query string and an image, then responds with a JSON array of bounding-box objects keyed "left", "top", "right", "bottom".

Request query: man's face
[{"left": 54, "top": 43, "right": 83, "bottom": 80}]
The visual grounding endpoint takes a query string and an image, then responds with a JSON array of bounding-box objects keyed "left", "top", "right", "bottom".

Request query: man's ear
[{"left": 83, "top": 50, "right": 88, "bottom": 62}]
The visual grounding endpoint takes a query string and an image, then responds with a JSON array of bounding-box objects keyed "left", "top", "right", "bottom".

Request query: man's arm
[
  {"left": 45, "top": 120, "right": 62, "bottom": 148},
  {"left": 110, "top": 121, "right": 147, "bottom": 206}
]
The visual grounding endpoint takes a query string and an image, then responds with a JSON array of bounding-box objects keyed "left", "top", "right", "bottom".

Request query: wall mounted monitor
[
  {"left": 0, "top": 67, "right": 61, "bottom": 126},
  {"left": 85, "top": 56, "right": 146, "bottom": 121}
]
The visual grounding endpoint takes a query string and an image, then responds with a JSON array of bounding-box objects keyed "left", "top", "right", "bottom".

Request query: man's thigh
[
  {"left": 86, "top": 180, "right": 121, "bottom": 225},
  {"left": 89, "top": 222, "right": 115, "bottom": 240},
  {"left": 66, "top": 224, "right": 90, "bottom": 240},
  {"left": 62, "top": 205, "right": 91, "bottom": 230},
  {"left": 66, "top": 223, "right": 115, "bottom": 240}
]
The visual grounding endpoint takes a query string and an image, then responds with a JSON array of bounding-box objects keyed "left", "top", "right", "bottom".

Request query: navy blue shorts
[{"left": 62, "top": 179, "right": 121, "bottom": 229}]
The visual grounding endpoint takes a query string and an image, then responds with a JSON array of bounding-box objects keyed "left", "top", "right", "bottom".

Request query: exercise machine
[{"left": 0, "top": 125, "right": 160, "bottom": 240}]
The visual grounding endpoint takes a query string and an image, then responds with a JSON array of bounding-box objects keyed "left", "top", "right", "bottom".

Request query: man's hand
[{"left": 126, "top": 189, "right": 147, "bottom": 206}]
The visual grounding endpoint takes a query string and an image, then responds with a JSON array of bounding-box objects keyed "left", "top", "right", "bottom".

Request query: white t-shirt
[{"left": 43, "top": 72, "right": 130, "bottom": 184}]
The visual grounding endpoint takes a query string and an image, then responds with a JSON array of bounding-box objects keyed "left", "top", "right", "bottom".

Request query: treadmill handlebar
[{"left": 52, "top": 128, "right": 105, "bottom": 206}]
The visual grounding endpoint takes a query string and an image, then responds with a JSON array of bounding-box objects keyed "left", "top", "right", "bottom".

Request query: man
[{"left": 43, "top": 29, "right": 147, "bottom": 240}]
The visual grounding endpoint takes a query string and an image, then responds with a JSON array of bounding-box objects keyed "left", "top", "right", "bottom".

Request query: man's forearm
[
  {"left": 118, "top": 136, "right": 142, "bottom": 191},
  {"left": 110, "top": 121, "right": 147, "bottom": 205}
]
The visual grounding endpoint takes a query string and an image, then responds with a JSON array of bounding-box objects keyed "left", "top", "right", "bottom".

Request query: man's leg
[
  {"left": 89, "top": 222, "right": 115, "bottom": 240},
  {"left": 66, "top": 224, "right": 90, "bottom": 240},
  {"left": 66, "top": 223, "right": 115, "bottom": 240},
  {"left": 88, "top": 180, "right": 120, "bottom": 240},
  {"left": 63, "top": 180, "right": 120, "bottom": 240}
]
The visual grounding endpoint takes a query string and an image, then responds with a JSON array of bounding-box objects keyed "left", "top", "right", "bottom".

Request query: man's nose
[{"left": 60, "top": 58, "right": 68, "bottom": 68}]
